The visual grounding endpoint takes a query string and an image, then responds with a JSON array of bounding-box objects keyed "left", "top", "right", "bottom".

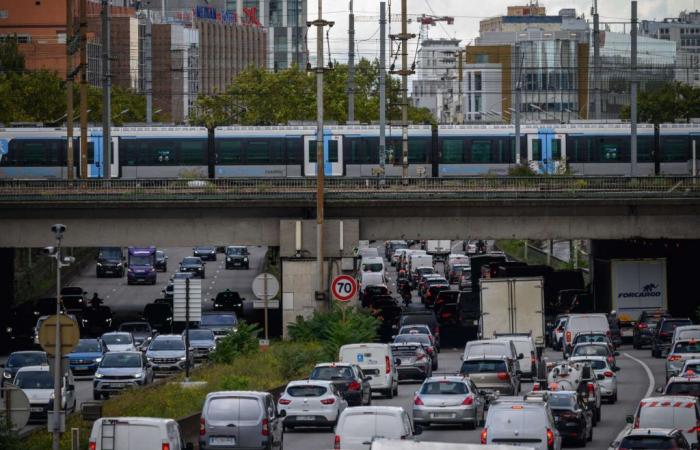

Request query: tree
[{"left": 0, "top": 36, "right": 25, "bottom": 73}]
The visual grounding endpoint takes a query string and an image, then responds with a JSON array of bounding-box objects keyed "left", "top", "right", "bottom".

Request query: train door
[
  {"left": 304, "top": 132, "right": 343, "bottom": 176},
  {"left": 87, "top": 132, "right": 102, "bottom": 178},
  {"left": 527, "top": 128, "right": 567, "bottom": 174},
  {"left": 110, "top": 137, "right": 120, "bottom": 178}
]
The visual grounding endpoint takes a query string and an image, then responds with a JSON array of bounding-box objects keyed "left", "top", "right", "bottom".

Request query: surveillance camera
[
  {"left": 63, "top": 256, "right": 76, "bottom": 264},
  {"left": 41, "top": 246, "right": 57, "bottom": 256},
  {"left": 51, "top": 224, "right": 66, "bottom": 235}
]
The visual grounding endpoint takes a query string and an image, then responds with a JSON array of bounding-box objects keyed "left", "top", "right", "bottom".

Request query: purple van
[{"left": 127, "top": 247, "right": 157, "bottom": 285}]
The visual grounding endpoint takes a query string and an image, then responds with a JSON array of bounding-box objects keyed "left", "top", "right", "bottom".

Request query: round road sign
[
  {"left": 38, "top": 314, "right": 80, "bottom": 356},
  {"left": 0, "top": 383, "right": 31, "bottom": 430},
  {"left": 331, "top": 275, "right": 358, "bottom": 302},
  {"left": 252, "top": 273, "right": 280, "bottom": 301}
]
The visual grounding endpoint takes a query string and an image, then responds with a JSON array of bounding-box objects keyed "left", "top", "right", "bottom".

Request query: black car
[
  {"left": 143, "top": 303, "right": 173, "bottom": 333},
  {"left": 651, "top": 317, "right": 693, "bottom": 358},
  {"left": 309, "top": 363, "right": 372, "bottom": 406},
  {"left": 2, "top": 351, "right": 49, "bottom": 383},
  {"left": 212, "top": 290, "right": 244, "bottom": 315},
  {"left": 60, "top": 287, "right": 87, "bottom": 316},
  {"left": 96, "top": 247, "right": 125, "bottom": 278},
  {"left": 633, "top": 310, "right": 670, "bottom": 349},
  {"left": 361, "top": 285, "right": 391, "bottom": 308},
  {"left": 225, "top": 246, "right": 250, "bottom": 270},
  {"left": 548, "top": 391, "right": 593, "bottom": 445},
  {"left": 193, "top": 246, "right": 217, "bottom": 261},
  {"left": 399, "top": 311, "right": 440, "bottom": 351},
  {"left": 154, "top": 250, "right": 168, "bottom": 272},
  {"left": 179, "top": 257, "right": 205, "bottom": 278},
  {"left": 421, "top": 280, "right": 450, "bottom": 308}
]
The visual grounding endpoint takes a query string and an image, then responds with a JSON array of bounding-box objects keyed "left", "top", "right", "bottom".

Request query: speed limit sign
[{"left": 331, "top": 275, "right": 358, "bottom": 302}]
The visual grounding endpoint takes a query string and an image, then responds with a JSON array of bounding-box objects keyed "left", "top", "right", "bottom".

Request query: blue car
[{"left": 68, "top": 339, "right": 106, "bottom": 376}]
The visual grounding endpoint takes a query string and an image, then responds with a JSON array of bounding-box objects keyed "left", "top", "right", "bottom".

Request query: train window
[
  {"left": 328, "top": 140, "right": 339, "bottom": 163},
  {"left": 366, "top": 138, "right": 380, "bottom": 164},
  {"left": 441, "top": 139, "right": 464, "bottom": 163},
  {"left": 349, "top": 138, "right": 371, "bottom": 164},
  {"left": 471, "top": 140, "right": 492, "bottom": 163},
  {"left": 408, "top": 139, "right": 428, "bottom": 163},
  {"left": 598, "top": 138, "right": 629, "bottom": 162},
  {"left": 286, "top": 138, "right": 302, "bottom": 164},
  {"left": 531, "top": 139, "right": 542, "bottom": 161},
  {"left": 269, "top": 140, "right": 284, "bottom": 164},
  {"left": 551, "top": 140, "right": 562, "bottom": 160},
  {"left": 661, "top": 137, "right": 688, "bottom": 162},
  {"left": 308, "top": 141, "right": 318, "bottom": 163},
  {"left": 85, "top": 142, "right": 96, "bottom": 164},
  {"left": 3, "top": 139, "right": 65, "bottom": 166},
  {"left": 247, "top": 141, "right": 270, "bottom": 164},
  {"left": 494, "top": 139, "right": 514, "bottom": 163},
  {"left": 218, "top": 140, "right": 242, "bottom": 164},
  {"left": 179, "top": 140, "right": 205, "bottom": 165},
  {"left": 637, "top": 137, "right": 653, "bottom": 162},
  {"left": 568, "top": 136, "right": 591, "bottom": 162},
  {"left": 600, "top": 143, "right": 621, "bottom": 161},
  {"left": 140, "top": 140, "right": 177, "bottom": 165}
]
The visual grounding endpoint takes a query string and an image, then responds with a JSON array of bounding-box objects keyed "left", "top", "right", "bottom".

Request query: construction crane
[{"left": 418, "top": 14, "right": 454, "bottom": 41}]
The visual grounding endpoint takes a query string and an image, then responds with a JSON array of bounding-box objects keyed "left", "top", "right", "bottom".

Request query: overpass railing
[{"left": 0, "top": 176, "right": 698, "bottom": 202}]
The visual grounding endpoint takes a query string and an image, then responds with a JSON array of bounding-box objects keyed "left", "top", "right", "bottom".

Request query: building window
[
  {"left": 474, "top": 94, "right": 482, "bottom": 112},
  {"left": 474, "top": 72, "right": 482, "bottom": 91},
  {"left": 475, "top": 54, "right": 489, "bottom": 63}
]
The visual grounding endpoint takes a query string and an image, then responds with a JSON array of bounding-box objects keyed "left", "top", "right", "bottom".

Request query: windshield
[
  {"left": 417, "top": 268, "right": 434, "bottom": 275},
  {"left": 549, "top": 394, "right": 577, "bottom": 409},
  {"left": 619, "top": 436, "right": 674, "bottom": 449},
  {"left": 195, "top": 247, "right": 215, "bottom": 252},
  {"left": 394, "top": 335, "right": 430, "bottom": 346},
  {"left": 184, "top": 330, "right": 214, "bottom": 340},
  {"left": 200, "top": 314, "right": 237, "bottom": 326},
  {"left": 574, "top": 359, "right": 607, "bottom": 370},
  {"left": 182, "top": 257, "right": 201, "bottom": 265},
  {"left": 102, "top": 334, "right": 132, "bottom": 345},
  {"left": 572, "top": 345, "right": 608, "bottom": 357},
  {"left": 682, "top": 363, "right": 700, "bottom": 373},
  {"left": 99, "top": 248, "right": 122, "bottom": 260},
  {"left": 460, "top": 360, "right": 507, "bottom": 374},
  {"left": 673, "top": 342, "right": 700, "bottom": 353},
  {"left": 129, "top": 255, "right": 152, "bottom": 266},
  {"left": 287, "top": 385, "right": 327, "bottom": 397},
  {"left": 400, "top": 326, "right": 429, "bottom": 335},
  {"left": 662, "top": 320, "right": 692, "bottom": 331},
  {"left": 664, "top": 382, "right": 700, "bottom": 397},
  {"left": 576, "top": 334, "right": 607, "bottom": 344},
  {"left": 149, "top": 339, "right": 184, "bottom": 351},
  {"left": 101, "top": 353, "right": 141, "bottom": 368},
  {"left": 14, "top": 371, "right": 53, "bottom": 389},
  {"left": 362, "top": 263, "right": 383, "bottom": 272},
  {"left": 420, "top": 381, "right": 467, "bottom": 395},
  {"left": 226, "top": 247, "right": 247, "bottom": 255},
  {"left": 7, "top": 353, "right": 46, "bottom": 368},
  {"left": 156, "top": 251, "right": 165, "bottom": 259},
  {"left": 73, "top": 340, "right": 101, "bottom": 353},
  {"left": 310, "top": 366, "right": 354, "bottom": 380},
  {"left": 120, "top": 323, "right": 150, "bottom": 333}
]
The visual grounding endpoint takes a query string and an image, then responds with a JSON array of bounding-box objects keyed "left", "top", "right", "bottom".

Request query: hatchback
[
  {"left": 393, "top": 334, "right": 438, "bottom": 370},
  {"left": 459, "top": 357, "right": 519, "bottom": 397},
  {"left": 412, "top": 376, "right": 485, "bottom": 429},
  {"left": 278, "top": 380, "right": 347, "bottom": 430},
  {"left": 309, "top": 363, "right": 372, "bottom": 406},
  {"left": 334, "top": 406, "right": 419, "bottom": 450},
  {"left": 2, "top": 350, "right": 49, "bottom": 383},
  {"left": 633, "top": 310, "right": 670, "bottom": 349},
  {"left": 482, "top": 398, "right": 562, "bottom": 450},
  {"left": 666, "top": 340, "right": 700, "bottom": 382}
]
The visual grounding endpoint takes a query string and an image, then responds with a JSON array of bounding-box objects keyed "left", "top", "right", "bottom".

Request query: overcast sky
[{"left": 307, "top": 0, "right": 699, "bottom": 64}]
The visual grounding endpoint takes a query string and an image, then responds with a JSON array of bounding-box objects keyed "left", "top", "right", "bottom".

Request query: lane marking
[{"left": 623, "top": 352, "right": 655, "bottom": 398}]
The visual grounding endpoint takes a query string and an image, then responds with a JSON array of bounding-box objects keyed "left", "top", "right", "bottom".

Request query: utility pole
[
  {"left": 347, "top": 0, "right": 355, "bottom": 123},
  {"left": 389, "top": 0, "right": 415, "bottom": 180},
  {"left": 101, "top": 0, "right": 111, "bottom": 179},
  {"left": 145, "top": 9, "right": 153, "bottom": 124},
  {"left": 457, "top": 49, "right": 464, "bottom": 124},
  {"left": 309, "top": 1, "right": 333, "bottom": 302},
  {"left": 79, "top": 0, "right": 88, "bottom": 179},
  {"left": 66, "top": 0, "right": 74, "bottom": 179},
  {"left": 379, "top": 2, "right": 387, "bottom": 176},
  {"left": 593, "top": 0, "right": 601, "bottom": 120},
  {"left": 630, "top": 0, "right": 638, "bottom": 176},
  {"left": 514, "top": 43, "right": 522, "bottom": 165}
]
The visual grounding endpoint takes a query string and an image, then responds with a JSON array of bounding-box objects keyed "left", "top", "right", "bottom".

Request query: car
[
  {"left": 571, "top": 342, "right": 619, "bottom": 369},
  {"left": 393, "top": 334, "right": 438, "bottom": 370},
  {"left": 145, "top": 334, "right": 192, "bottom": 376},
  {"left": 67, "top": 338, "right": 106, "bottom": 376},
  {"left": 652, "top": 317, "right": 694, "bottom": 358},
  {"left": 225, "top": 245, "right": 249, "bottom": 269},
  {"left": 448, "top": 263, "right": 470, "bottom": 284},
  {"left": 154, "top": 250, "right": 168, "bottom": 272},
  {"left": 614, "top": 428, "right": 693, "bottom": 450},
  {"left": 628, "top": 396, "right": 700, "bottom": 446},
  {"left": 459, "top": 356, "right": 520, "bottom": 397},
  {"left": 199, "top": 391, "right": 283, "bottom": 450},
  {"left": 1, "top": 350, "right": 49, "bottom": 383},
  {"left": 360, "top": 256, "right": 385, "bottom": 277},
  {"left": 14, "top": 365, "right": 76, "bottom": 422},
  {"left": 399, "top": 311, "right": 441, "bottom": 351},
  {"left": 143, "top": 302, "right": 173, "bottom": 333},
  {"left": 458, "top": 270, "right": 473, "bottom": 291},
  {"left": 385, "top": 240, "right": 408, "bottom": 259},
  {"left": 550, "top": 315, "right": 569, "bottom": 351},
  {"left": 93, "top": 351, "right": 154, "bottom": 399},
  {"left": 309, "top": 363, "right": 372, "bottom": 406},
  {"left": 607, "top": 313, "right": 623, "bottom": 348},
  {"left": 33, "top": 314, "right": 76, "bottom": 345},
  {"left": 390, "top": 342, "right": 432, "bottom": 381},
  {"left": 666, "top": 340, "right": 700, "bottom": 382},
  {"left": 663, "top": 374, "right": 700, "bottom": 398},
  {"left": 482, "top": 397, "right": 562, "bottom": 450},
  {"left": 339, "top": 343, "right": 399, "bottom": 399},
  {"left": 397, "top": 325, "right": 436, "bottom": 350},
  {"left": 89, "top": 417, "right": 194, "bottom": 450},
  {"left": 495, "top": 334, "right": 539, "bottom": 380},
  {"left": 548, "top": 361, "right": 602, "bottom": 425},
  {"left": 412, "top": 375, "right": 486, "bottom": 429},
  {"left": 420, "top": 278, "right": 449, "bottom": 307},
  {"left": 278, "top": 379, "right": 347, "bottom": 430},
  {"left": 673, "top": 325, "right": 700, "bottom": 344},
  {"left": 179, "top": 256, "right": 206, "bottom": 278},
  {"left": 633, "top": 310, "right": 671, "bottom": 349},
  {"left": 563, "top": 314, "right": 610, "bottom": 357},
  {"left": 60, "top": 286, "right": 87, "bottom": 316},
  {"left": 360, "top": 284, "right": 391, "bottom": 308},
  {"left": 193, "top": 246, "right": 217, "bottom": 261},
  {"left": 118, "top": 321, "right": 155, "bottom": 350},
  {"left": 680, "top": 359, "right": 700, "bottom": 375},
  {"left": 101, "top": 332, "right": 137, "bottom": 352},
  {"left": 199, "top": 312, "right": 238, "bottom": 340},
  {"left": 212, "top": 290, "right": 244, "bottom": 314},
  {"left": 546, "top": 390, "right": 593, "bottom": 446},
  {"left": 463, "top": 339, "right": 520, "bottom": 363},
  {"left": 334, "top": 406, "right": 420, "bottom": 450},
  {"left": 96, "top": 247, "right": 125, "bottom": 278},
  {"left": 183, "top": 328, "right": 217, "bottom": 361},
  {"left": 568, "top": 356, "right": 619, "bottom": 403},
  {"left": 571, "top": 332, "right": 615, "bottom": 354}
]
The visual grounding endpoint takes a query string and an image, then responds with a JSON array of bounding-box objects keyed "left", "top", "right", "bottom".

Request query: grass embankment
[{"left": 496, "top": 239, "right": 588, "bottom": 271}]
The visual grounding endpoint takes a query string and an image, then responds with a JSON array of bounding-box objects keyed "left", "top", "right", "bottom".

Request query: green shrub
[
  {"left": 0, "top": 419, "right": 21, "bottom": 450},
  {"left": 508, "top": 164, "right": 538, "bottom": 177},
  {"left": 270, "top": 341, "right": 325, "bottom": 379},
  {"left": 219, "top": 375, "right": 251, "bottom": 391},
  {"left": 210, "top": 322, "right": 261, "bottom": 364}
]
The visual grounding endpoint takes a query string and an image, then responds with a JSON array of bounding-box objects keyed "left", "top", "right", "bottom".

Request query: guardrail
[{"left": 0, "top": 176, "right": 698, "bottom": 203}]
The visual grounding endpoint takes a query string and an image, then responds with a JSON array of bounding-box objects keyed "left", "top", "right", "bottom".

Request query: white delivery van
[
  {"left": 339, "top": 343, "right": 399, "bottom": 398},
  {"left": 563, "top": 314, "right": 610, "bottom": 356},
  {"left": 335, "top": 407, "right": 418, "bottom": 450},
  {"left": 360, "top": 257, "right": 386, "bottom": 277},
  {"left": 89, "top": 417, "right": 193, "bottom": 450},
  {"left": 401, "top": 249, "right": 426, "bottom": 270},
  {"left": 409, "top": 255, "right": 433, "bottom": 277},
  {"left": 360, "top": 272, "right": 386, "bottom": 292}
]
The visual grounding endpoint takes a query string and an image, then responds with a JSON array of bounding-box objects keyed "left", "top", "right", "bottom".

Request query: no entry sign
[{"left": 331, "top": 275, "right": 358, "bottom": 302}]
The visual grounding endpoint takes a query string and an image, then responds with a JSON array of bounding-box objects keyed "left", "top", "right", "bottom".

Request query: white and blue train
[{"left": 0, "top": 122, "right": 698, "bottom": 178}]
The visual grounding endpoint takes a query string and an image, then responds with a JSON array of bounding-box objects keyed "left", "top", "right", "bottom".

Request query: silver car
[
  {"left": 183, "top": 329, "right": 217, "bottom": 362},
  {"left": 666, "top": 339, "right": 700, "bottom": 382},
  {"left": 412, "top": 376, "right": 485, "bottom": 429},
  {"left": 483, "top": 397, "right": 562, "bottom": 450},
  {"left": 390, "top": 342, "right": 432, "bottom": 381},
  {"left": 146, "top": 334, "right": 192, "bottom": 376},
  {"left": 93, "top": 351, "right": 153, "bottom": 400}
]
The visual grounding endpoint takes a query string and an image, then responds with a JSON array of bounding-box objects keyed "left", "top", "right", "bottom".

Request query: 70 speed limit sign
[{"left": 331, "top": 275, "right": 358, "bottom": 302}]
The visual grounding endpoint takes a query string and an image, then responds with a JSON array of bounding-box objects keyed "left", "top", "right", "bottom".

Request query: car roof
[
  {"left": 16, "top": 365, "right": 50, "bottom": 373},
  {"left": 624, "top": 428, "right": 680, "bottom": 438},
  {"left": 102, "top": 331, "right": 131, "bottom": 336},
  {"left": 569, "top": 355, "right": 608, "bottom": 362},
  {"left": 665, "top": 375, "right": 700, "bottom": 384},
  {"left": 153, "top": 334, "right": 183, "bottom": 340},
  {"left": 640, "top": 395, "right": 697, "bottom": 404},
  {"left": 10, "top": 350, "right": 46, "bottom": 356},
  {"left": 341, "top": 406, "right": 405, "bottom": 415},
  {"left": 424, "top": 376, "right": 467, "bottom": 383},
  {"left": 286, "top": 379, "right": 335, "bottom": 388},
  {"left": 314, "top": 362, "right": 354, "bottom": 368},
  {"left": 205, "top": 390, "right": 269, "bottom": 399},
  {"left": 98, "top": 417, "right": 175, "bottom": 426}
]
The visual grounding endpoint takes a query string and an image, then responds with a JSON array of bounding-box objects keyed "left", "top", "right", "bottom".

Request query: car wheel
[
  {"left": 393, "top": 384, "right": 398, "bottom": 397},
  {"left": 386, "top": 388, "right": 394, "bottom": 399},
  {"left": 366, "top": 393, "right": 372, "bottom": 406},
  {"left": 612, "top": 392, "right": 618, "bottom": 403}
]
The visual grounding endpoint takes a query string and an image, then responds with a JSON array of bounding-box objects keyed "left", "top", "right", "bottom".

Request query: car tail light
[
  {"left": 566, "top": 331, "right": 572, "bottom": 343},
  {"left": 533, "top": 384, "right": 540, "bottom": 391},
  {"left": 603, "top": 371, "right": 614, "bottom": 377},
  {"left": 334, "top": 435, "right": 341, "bottom": 449},
  {"left": 89, "top": 442, "right": 96, "bottom": 450},
  {"left": 262, "top": 418, "right": 269, "bottom": 436},
  {"left": 348, "top": 381, "right": 361, "bottom": 391},
  {"left": 386, "top": 356, "right": 391, "bottom": 374},
  {"left": 587, "top": 383, "right": 595, "bottom": 394},
  {"left": 668, "top": 355, "right": 682, "bottom": 361},
  {"left": 560, "top": 411, "right": 578, "bottom": 420},
  {"left": 497, "top": 372, "right": 509, "bottom": 381},
  {"left": 162, "top": 444, "right": 170, "bottom": 450},
  {"left": 660, "top": 331, "right": 669, "bottom": 337},
  {"left": 638, "top": 323, "right": 648, "bottom": 329},
  {"left": 278, "top": 398, "right": 291, "bottom": 405},
  {"left": 480, "top": 428, "right": 488, "bottom": 444},
  {"left": 462, "top": 395, "right": 473, "bottom": 406},
  {"left": 531, "top": 354, "right": 537, "bottom": 365},
  {"left": 199, "top": 417, "right": 205, "bottom": 436},
  {"left": 414, "top": 396, "right": 424, "bottom": 406},
  {"left": 633, "top": 416, "right": 640, "bottom": 429},
  {"left": 321, "top": 398, "right": 336, "bottom": 405},
  {"left": 441, "top": 312, "right": 451, "bottom": 319},
  {"left": 607, "top": 355, "right": 614, "bottom": 364},
  {"left": 547, "top": 428, "right": 554, "bottom": 447}
]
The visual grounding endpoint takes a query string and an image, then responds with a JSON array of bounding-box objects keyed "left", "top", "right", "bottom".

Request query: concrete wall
[{"left": 279, "top": 220, "right": 359, "bottom": 258}]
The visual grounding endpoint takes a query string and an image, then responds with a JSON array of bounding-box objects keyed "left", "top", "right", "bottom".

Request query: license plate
[
  {"left": 30, "top": 407, "right": 43, "bottom": 412},
  {"left": 431, "top": 413, "right": 455, "bottom": 419},
  {"left": 74, "top": 365, "right": 89, "bottom": 370},
  {"left": 109, "top": 383, "right": 125, "bottom": 388},
  {"left": 297, "top": 416, "right": 315, "bottom": 421},
  {"left": 210, "top": 437, "right": 236, "bottom": 446}
]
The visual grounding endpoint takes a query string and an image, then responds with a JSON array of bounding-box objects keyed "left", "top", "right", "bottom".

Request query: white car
[
  {"left": 680, "top": 358, "right": 700, "bottom": 375},
  {"left": 14, "top": 365, "right": 76, "bottom": 422},
  {"left": 278, "top": 380, "right": 347, "bottom": 430},
  {"left": 482, "top": 398, "right": 561, "bottom": 450},
  {"left": 568, "top": 355, "right": 619, "bottom": 403},
  {"left": 334, "top": 406, "right": 420, "bottom": 450},
  {"left": 628, "top": 396, "right": 700, "bottom": 446},
  {"left": 89, "top": 417, "right": 194, "bottom": 450},
  {"left": 101, "top": 331, "right": 137, "bottom": 352}
]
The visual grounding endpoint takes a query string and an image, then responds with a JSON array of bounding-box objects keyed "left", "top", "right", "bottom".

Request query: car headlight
[
  {"left": 116, "top": 262, "right": 122, "bottom": 267},
  {"left": 226, "top": 257, "right": 231, "bottom": 262},
  {"left": 5, "top": 327, "right": 11, "bottom": 333},
  {"left": 133, "top": 372, "right": 143, "bottom": 379},
  {"left": 96, "top": 262, "right": 102, "bottom": 267},
  {"left": 95, "top": 357, "right": 102, "bottom": 363},
  {"left": 210, "top": 345, "right": 217, "bottom": 351},
  {"left": 128, "top": 268, "right": 134, "bottom": 273},
  {"left": 94, "top": 372, "right": 103, "bottom": 378},
  {"left": 243, "top": 257, "right": 248, "bottom": 262},
  {"left": 147, "top": 356, "right": 154, "bottom": 361},
  {"left": 3, "top": 371, "right": 11, "bottom": 379},
  {"left": 179, "top": 356, "right": 187, "bottom": 361}
]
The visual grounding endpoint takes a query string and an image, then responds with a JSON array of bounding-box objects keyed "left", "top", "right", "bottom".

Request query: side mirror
[
  {"left": 625, "top": 415, "right": 634, "bottom": 424},
  {"left": 656, "top": 386, "right": 664, "bottom": 394},
  {"left": 413, "top": 425, "right": 423, "bottom": 436},
  {"left": 278, "top": 409, "right": 287, "bottom": 417},
  {"left": 394, "top": 358, "right": 402, "bottom": 367}
]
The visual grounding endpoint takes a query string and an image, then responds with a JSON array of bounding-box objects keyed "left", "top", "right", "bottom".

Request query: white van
[
  {"left": 630, "top": 396, "right": 700, "bottom": 445},
  {"left": 371, "top": 440, "right": 530, "bottom": 450},
  {"left": 563, "top": 314, "right": 610, "bottom": 355},
  {"left": 495, "top": 335, "right": 538, "bottom": 379},
  {"left": 360, "top": 272, "right": 386, "bottom": 292},
  {"left": 339, "top": 343, "right": 398, "bottom": 398},
  {"left": 357, "top": 247, "right": 379, "bottom": 259},
  {"left": 463, "top": 339, "right": 519, "bottom": 362},
  {"left": 89, "top": 417, "right": 194, "bottom": 450},
  {"left": 401, "top": 249, "right": 426, "bottom": 270},
  {"left": 409, "top": 254, "right": 433, "bottom": 277},
  {"left": 335, "top": 406, "right": 419, "bottom": 450},
  {"left": 360, "top": 257, "right": 385, "bottom": 276}
]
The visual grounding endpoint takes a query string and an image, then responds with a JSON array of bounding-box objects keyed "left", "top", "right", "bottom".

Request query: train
[{"left": 0, "top": 122, "right": 698, "bottom": 178}]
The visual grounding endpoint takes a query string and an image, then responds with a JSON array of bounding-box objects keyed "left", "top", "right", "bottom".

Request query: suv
[
  {"left": 652, "top": 317, "right": 694, "bottom": 358},
  {"left": 179, "top": 257, "right": 205, "bottom": 278},
  {"left": 145, "top": 334, "right": 192, "bottom": 376},
  {"left": 212, "top": 290, "right": 244, "bottom": 314},
  {"left": 633, "top": 310, "right": 670, "bottom": 349},
  {"left": 199, "top": 312, "right": 238, "bottom": 340},
  {"left": 225, "top": 246, "right": 249, "bottom": 269},
  {"left": 96, "top": 247, "right": 125, "bottom": 278},
  {"left": 193, "top": 246, "right": 217, "bottom": 261},
  {"left": 118, "top": 321, "right": 155, "bottom": 350},
  {"left": 93, "top": 351, "right": 153, "bottom": 399}
]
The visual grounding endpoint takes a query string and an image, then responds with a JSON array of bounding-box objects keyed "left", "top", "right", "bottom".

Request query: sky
[{"left": 307, "top": 0, "right": 700, "bottom": 64}]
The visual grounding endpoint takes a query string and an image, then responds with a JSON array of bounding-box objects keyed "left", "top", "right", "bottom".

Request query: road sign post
[
  {"left": 252, "top": 273, "right": 280, "bottom": 342},
  {"left": 39, "top": 315, "right": 80, "bottom": 357},
  {"left": 331, "top": 275, "right": 358, "bottom": 303},
  {"left": 174, "top": 278, "right": 201, "bottom": 382}
]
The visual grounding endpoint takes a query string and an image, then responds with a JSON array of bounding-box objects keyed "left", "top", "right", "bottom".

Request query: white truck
[
  {"left": 425, "top": 240, "right": 452, "bottom": 261},
  {"left": 610, "top": 258, "right": 668, "bottom": 338},
  {"left": 479, "top": 277, "right": 546, "bottom": 349}
]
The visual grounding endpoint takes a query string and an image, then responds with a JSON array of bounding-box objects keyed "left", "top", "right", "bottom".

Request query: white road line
[{"left": 624, "top": 352, "right": 655, "bottom": 398}]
